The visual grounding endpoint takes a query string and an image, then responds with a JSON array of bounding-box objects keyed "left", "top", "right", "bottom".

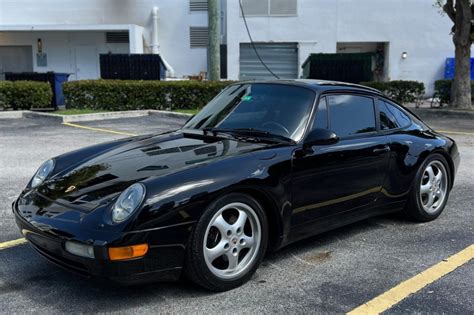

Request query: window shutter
[
  {"left": 241, "top": 0, "right": 269, "bottom": 16},
  {"left": 190, "top": 0, "right": 208, "bottom": 12},
  {"left": 190, "top": 27, "right": 209, "bottom": 48},
  {"left": 270, "top": 0, "right": 297, "bottom": 15}
]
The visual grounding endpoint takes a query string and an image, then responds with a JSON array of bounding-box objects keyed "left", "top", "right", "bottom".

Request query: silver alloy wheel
[
  {"left": 419, "top": 160, "right": 448, "bottom": 214},
  {"left": 203, "top": 202, "right": 261, "bottom": 280}
]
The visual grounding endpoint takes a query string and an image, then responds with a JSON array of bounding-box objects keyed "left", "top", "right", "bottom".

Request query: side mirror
[{"left": 303, "top": 128, "right": 339, "bottom": 150}]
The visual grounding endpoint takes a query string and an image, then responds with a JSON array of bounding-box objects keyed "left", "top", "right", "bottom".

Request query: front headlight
[
  {"left": 31, "top": 159, "right": 55, "bottom": 188},
  {"left": 112, "top": 183, "right": 146, "bottom": 223}
]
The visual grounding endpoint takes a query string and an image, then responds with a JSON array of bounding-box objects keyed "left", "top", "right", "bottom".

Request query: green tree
[{"left": 436, "top": 0, "right": 473, "bottom": 109}]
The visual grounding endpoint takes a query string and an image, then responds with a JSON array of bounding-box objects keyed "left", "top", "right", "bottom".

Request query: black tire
[
  {"left": 185, "top": 193, "right": 268, "bottom": 291},
  {"left": 403, "top": 153, "right": 451, "bottom": 222}
]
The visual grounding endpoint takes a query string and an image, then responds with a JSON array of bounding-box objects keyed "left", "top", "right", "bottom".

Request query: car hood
[{"left": 35, "top": 129, "right": 268, "bottom": 211}]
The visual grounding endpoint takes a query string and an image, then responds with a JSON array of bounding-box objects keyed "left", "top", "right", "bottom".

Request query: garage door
[
  {"left": 239, "top": 43, "right": 298, "bottom": 80},
  {"left": 0, "top": 46, "right": 33, "bottom": 80}
]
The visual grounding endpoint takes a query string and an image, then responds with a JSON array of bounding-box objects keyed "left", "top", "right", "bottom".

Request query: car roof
[{"left": 236, "top": 79, "right": 383, "bottom": 96}]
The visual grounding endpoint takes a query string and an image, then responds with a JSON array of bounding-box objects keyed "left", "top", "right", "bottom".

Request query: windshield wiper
[{"left": 203, "top": 127, "right": 294, "bottom": 144}]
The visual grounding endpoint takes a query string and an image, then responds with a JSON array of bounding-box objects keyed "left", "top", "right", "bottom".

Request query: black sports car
[{"left": 13, "top": 80, "right": 460, "bottom": 291}]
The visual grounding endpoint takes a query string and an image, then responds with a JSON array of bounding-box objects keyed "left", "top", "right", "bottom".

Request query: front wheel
[
  {"left": 404, "top": 153, "right": 451, "bottom": 222},
  {"left": 185, "top": 193, "right": 268, "bottom": 291}
]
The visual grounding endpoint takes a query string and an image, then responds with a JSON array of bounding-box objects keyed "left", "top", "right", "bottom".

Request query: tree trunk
[
  {"left": 208, "top": 0, "right": 221, "bottom": 81},
  {"left": 451, "top": 42, "right": 472, "bottom": 109},
  {"left": 450, "top": 0, "right": 472, "bottom": 109}
]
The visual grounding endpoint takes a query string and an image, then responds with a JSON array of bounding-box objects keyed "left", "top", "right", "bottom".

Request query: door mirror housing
[{"left": 303, "top": 128, "right": 339, "bottom": 150}]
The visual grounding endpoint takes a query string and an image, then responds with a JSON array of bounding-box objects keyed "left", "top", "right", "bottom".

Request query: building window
[
  {"left": 241, "top": 0, "right": 297, "bottom": 16},
  {"left": 190, "top": 0, "right": 208, "bottom": 12},
  {"left": 190, "top": 27, "right": 209, "bottom": 48}
]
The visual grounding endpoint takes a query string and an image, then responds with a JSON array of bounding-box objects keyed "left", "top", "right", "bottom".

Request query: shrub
[
  {"left": 0, "top": 81, "right": 13, "bottom": 109},
  {"left": 0, "top": 81, "right": 53, "bottom": 110},
  {"left": 433, "top": 80, "right": 452, "bottom": 105},
  {"left": 63, "top": 80, "right": 234, "bottom": 111},
  {"left": 433, "top": 80, "right": 474, "bottom": 106},
  {"left": 361, "top": 80, "right": 425, "bottom": 104}
]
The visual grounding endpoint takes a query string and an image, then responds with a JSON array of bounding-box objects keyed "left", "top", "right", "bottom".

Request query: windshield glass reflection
[{"left": 183, "top": 83, "right": 316, "bottom": 142}]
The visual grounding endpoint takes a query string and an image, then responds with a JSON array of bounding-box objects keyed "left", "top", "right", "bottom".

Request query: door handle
[{"left": 373, "top": 146, "right": 390, "bottom": 154}]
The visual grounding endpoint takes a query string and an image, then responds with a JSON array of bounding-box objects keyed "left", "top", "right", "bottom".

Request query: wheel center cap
[{"left": 231, "top": 237, "right": 238, "bottom": 245}]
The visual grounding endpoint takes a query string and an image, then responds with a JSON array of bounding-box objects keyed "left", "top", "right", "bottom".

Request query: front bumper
[{"left": 13, "top": 198, "right": 189, "bottom": 285}]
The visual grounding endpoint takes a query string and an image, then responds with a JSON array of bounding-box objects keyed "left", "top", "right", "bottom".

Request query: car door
[{"left": 290, "top": 93, "right": 391, "bottom": 240}]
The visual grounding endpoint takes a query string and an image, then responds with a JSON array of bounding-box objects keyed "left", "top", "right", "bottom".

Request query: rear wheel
[
  {"left": 404, "top": 154, "right": 451, "bottom": 222},
  {"left": 185, "top": 193, "right": 268, "bottom": 291}
]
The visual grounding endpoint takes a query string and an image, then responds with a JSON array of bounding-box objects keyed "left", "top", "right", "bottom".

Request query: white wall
[
  {"left": 226, "top": 0, "right": 458, "bottom": 95},
  {"left": 0, "top": 0, "right": 209, "bottom": 78},
  {"left": 0, "top": 0, "right": 462, "bottom": 92},
  {"left": 0, "top": 31, "right": 129, "bottom": 79}
]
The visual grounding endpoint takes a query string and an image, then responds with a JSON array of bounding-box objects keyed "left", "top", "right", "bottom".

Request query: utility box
[
  {"left": 5, "top": 72, "right": 70, "bottom": 109},
  {"left": 444, "top": 58, "right": 474, "bottom": 80},
  {"left": 100, "top": 54, "right": 166, "bottom": 80},
  {"left": 302, "top": 53, "right": 374, "bottom": 83}
]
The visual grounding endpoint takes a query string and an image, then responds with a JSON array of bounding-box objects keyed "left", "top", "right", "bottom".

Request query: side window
[
  {"left": 381, "top": 101, "right": 411, "bottom": 129},
  {"left": 327, "top": 94, "right": 376, "bottom": 137},
  {"left": 311, "top": 97, "right": 328, "bottom": 129},
  {"left": 379, "top": 101, "right": 399, "bottom": 130}
]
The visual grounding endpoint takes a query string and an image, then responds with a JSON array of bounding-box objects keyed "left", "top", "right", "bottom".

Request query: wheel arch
[
  {"left": 223, "top": 187, "right": 285, "bottom": 252},
  {"left": 430, "top": 149, "right": 455, "bottom": 190}
]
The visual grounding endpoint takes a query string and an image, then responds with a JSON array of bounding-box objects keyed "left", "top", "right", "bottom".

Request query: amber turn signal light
[{"left": 108, "top": 244, "right": 149, "bottom": 261}]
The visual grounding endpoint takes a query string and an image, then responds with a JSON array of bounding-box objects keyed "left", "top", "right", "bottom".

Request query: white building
[{"left": 0, "top": 0, "right": 459, "bottom": 94}]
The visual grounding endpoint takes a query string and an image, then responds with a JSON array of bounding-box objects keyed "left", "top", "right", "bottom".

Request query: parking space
[{"left": 0, "top": 114, "right": 473, "bottom": 313}]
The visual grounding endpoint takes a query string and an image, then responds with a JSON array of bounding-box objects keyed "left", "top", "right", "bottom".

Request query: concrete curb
[
  {"left": 148, "top": 110, "right": 192, "bottom": 119},
  {"left": 1, "top": 109, "right": 192, "bottom": 123},
  {"left": 22, "top": 111, "right": 64, "bottom": 123},
  {"left": 411, "top": 108, "right": 474, "bottom": 120},
  {"left": 0, "top": 111, "right": 25, "bottom": 119}
]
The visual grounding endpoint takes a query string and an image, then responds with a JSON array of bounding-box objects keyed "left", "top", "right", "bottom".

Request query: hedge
[
  {"left": 434, "top": 80, "right": 452, "bottom": 105},
  {"left": 361, "top": 80, "right": 425, "bottom": 104},
  {"left": 63, "top": 80, "right": 234, "bottom": 111},
  {"left": 433, "top": 79, "right": 474, "bottom": 106},
  {"left": 0, "top": 81, "right": 53, "bottom": 110}
]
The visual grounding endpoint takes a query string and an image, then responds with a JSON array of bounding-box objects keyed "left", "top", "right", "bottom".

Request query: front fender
[{"left": 130, "top": 147, "right": 293, "bottom": 240}]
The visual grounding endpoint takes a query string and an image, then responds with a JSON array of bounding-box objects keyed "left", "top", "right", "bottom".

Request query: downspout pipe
[{"left": 151, "top": 6, "right": 175, "bottom": 78}]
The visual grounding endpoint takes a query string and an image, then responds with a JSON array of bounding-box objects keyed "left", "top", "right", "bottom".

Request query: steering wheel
[{"left": 261, "top": 121, "right": 291, "bottom": 138}]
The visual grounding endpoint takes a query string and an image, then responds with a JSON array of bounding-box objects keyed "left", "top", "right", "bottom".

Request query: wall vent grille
[
  {"left": 190, "top": 0, "right": 208, "bottom": 11},
  {"left": 190, "top": 27, "right": 209, "bottom": 48},
  {"left": 106, "top": 32, "right": 130, "bottom": 44}
]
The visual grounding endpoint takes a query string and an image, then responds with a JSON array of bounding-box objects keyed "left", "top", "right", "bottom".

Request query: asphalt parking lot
[{"left": 0, "top": 113, "right": 473, "bottom": 313}]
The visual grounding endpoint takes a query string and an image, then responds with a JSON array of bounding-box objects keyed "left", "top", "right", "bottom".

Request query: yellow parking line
[
  {"left": 62, "top": 122, "right": 137, "bottom": 137},
  {"left": 0, "top": 237, "right": 27, "bottom": 250},
  {"left": 347, "top": 244, "right": 474, "bottom": 315},
  {"left": 437, "top": 130, "right": 474, "bottom": 136}
]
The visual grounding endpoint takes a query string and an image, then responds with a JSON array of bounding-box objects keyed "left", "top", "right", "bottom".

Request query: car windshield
[{"left": 183, "top": 83, "right": 316, "bottom": 142}]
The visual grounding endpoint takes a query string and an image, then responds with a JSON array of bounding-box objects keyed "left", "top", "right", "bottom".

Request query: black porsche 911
[{"left": 13, "top": 80, "right": 459, "bottom": 291}]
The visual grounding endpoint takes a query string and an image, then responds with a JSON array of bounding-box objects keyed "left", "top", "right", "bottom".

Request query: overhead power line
[{"left": 239, "top": 0, "right": 280, "bottom": 79}]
